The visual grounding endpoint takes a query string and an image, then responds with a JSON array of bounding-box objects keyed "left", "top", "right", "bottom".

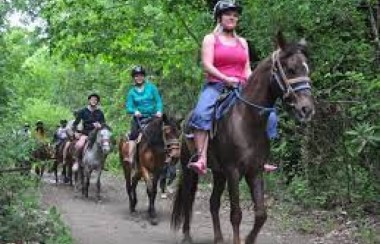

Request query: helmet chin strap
[
  {"left": 222, "top": 28, "right": 234, "bottom": 34},
  {"left": 135, "top": 82, "right": 144, "bottom": 87}
]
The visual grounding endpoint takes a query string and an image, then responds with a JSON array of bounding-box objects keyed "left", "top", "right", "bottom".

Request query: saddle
[
  {"left": 186, "top": 87, "right": 279, "bottom": 140},
  {"left": 125, "top": 117, "right": 152, "bottom": 143},
  {"left": 211, "top": 89, "right": 238, "bottom": 138}
]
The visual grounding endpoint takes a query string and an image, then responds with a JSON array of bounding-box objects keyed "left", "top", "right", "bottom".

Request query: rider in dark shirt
[{"left": 72, "top": 93, "right": 106, "bottom": 171}]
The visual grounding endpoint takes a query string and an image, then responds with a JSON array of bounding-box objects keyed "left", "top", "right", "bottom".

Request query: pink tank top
[{"left": 207, "top": 35, "right": 248, "bottom": 83}]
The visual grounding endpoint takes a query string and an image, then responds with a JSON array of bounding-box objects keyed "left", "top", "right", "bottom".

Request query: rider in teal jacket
[
  {"left": 126, "top": 80, "right": 163, "bottom": 117},
  {"left": 125, "top": 65, "right": 163, "bottom": 165}
]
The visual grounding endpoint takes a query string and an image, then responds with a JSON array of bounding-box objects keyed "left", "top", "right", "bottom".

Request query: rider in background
[
  {"left": 125, "top": 65, "right": 163, "bottom": 165},
  {"left": 62, "top": 110, "right": 81, "bottom": 166},
  {"left": 53, "top": 119, "right": 68, "bottom": 151},
  {"left": 21, "top": 123, "right": 31, "bottom": 138},
  {"left": 72, "top": 93, "right": 106, "bottom": 171},
  {"left": 34, "top": 120, "right": 48, "bottom": 143}
]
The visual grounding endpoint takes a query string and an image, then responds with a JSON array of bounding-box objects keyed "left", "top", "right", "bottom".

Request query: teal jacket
[{"left": 126, "top": 81, "right": 163, "bottom": 117}]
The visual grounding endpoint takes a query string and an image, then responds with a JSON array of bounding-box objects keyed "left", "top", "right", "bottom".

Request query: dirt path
[{"left": 41, "top": 173, "right": 312, "bottom": 244}]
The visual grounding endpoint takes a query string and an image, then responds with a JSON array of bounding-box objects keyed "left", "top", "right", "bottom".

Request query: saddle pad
[{"left": 214, "top": 90, "right": 238, "bottom": 120}]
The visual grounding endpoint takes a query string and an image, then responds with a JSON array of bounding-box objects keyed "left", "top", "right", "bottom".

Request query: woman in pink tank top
[
  {"left": 188, "top": 0, "right": 277, "bottom": 174},
  {"left": 188, "top": 1, "right": 252, "bottom": 175}
]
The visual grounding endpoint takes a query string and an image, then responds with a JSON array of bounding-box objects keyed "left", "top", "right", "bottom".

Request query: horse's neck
[
  {"left": 87, "top": 140, "right": 103, "bottom": 157},
  {"left": 242, "top": 57, "right": 276, "bottom": 107}
]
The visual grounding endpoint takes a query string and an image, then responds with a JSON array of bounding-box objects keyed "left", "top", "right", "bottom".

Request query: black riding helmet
[
  {"left": 88, "top": 93, "right": 100, "bottom": 102},
  {"left": 60, "top": 119, "right": 68, "bottom": 126},
  {"left": 131, "top": 65, "right": 146, "bottom": 77},
  {"left": 36, "top": 120, "right": 44, "bottom": 127},
  {"left": 213, "top": 0, "right": 242, "bottom": 21}
]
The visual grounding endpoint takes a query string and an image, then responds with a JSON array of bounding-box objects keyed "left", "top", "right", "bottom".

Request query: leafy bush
[{"left": 0, "top": 123, "right": 72, "bottom": 243}]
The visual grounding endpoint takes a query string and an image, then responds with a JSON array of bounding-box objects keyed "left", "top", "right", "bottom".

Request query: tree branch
[{"left": 171, "top": 10, "right": 200, "bottom": 47}]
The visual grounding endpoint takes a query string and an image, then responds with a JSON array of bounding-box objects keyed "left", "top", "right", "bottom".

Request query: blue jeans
[{"left": 188, "top": 82, "right": 226, "bottom": 131}]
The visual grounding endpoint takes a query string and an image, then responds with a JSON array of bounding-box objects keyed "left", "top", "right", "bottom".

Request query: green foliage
[
  {"left": 0, "top": 123, "right": 72, "bottom": 243},
  {"left": 1, "top": 1, "right": 378, "bottom": 240},
  {"left": 20, "top": 98, "right": 72, "bottom": 133}
]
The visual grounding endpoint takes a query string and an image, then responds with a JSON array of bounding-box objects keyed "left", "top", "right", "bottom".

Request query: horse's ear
[
  {"left": 162, "top": 113, "right": 168, "bottom": 124},
  {"left": 276, "top": 30, "right": 286, "bottom": 50}
]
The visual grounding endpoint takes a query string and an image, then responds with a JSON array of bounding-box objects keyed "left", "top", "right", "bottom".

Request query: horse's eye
[{"left": 287, "top": 67, "right": 296, "bottom": 75}]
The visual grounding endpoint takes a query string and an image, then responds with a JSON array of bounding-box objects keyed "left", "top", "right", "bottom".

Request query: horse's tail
[{"left": 171, "top": 137, "right": 198, "bottom": 231}]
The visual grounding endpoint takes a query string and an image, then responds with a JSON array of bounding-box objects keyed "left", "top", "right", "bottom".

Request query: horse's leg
[
  {"left": 159, "top": 173, "right": 166, "bottom": 194},
  {"left": 244, "top": 170, "right": 267, "bottom": 244},
  {"left": 83, "top": 168, "right": 90, "bottom": 198},
  {"left": 53, "top": 160, "right": 58, "bottom": 184},
  {"left": 62, "top": 162, "right": 68, "bottom": 183},
  {"left": 68, "top": 161, "right": 73, "bottom": 186},
  {"left": 78, "top": 165, "right": 85, "bottom": 195},
  {"left": 130, "top": 170, "right": 141, "bottom": 213},
  {"left": 41, "top": 163, "right": 45, "bottom": 177},
  {"left": 227, "top": 168, "right": 242, "bottom": 244},
  {"left": 122, "top": 163, "right": 134, "bottom": 212},
  {"left": 141, "top": 166, "right": 159, "bottom": 225},
  {"left": 149, "top": 172, "right": 159, "bottom": 225},
  {"left": 96, "top": 168, "right": 102, "bottom": 201},
  {"left": 210, "top": 170, "right": 227, "bottom": 244}
]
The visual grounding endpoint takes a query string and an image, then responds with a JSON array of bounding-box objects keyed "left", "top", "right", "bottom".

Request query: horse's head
[
  {"left": 65, "top": 124, "right": 75, "bottom": 140},
  {"left": 162, "top": 114, "right": 182, "bottom": 162},
  {"left": 271, "top": 31, "right": 315, "bottom": 122},
  {"left": 46, "top": 143, "right": 56, "bottom": 159},
  {"left": 96, "top": 125, "right": 112, "bottom": 154}
]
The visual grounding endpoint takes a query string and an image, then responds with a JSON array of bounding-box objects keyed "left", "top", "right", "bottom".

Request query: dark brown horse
[
  {"left": 171, "top": 32, "right": 315, "bottom": 244},
  {"left": 119, "top": 115, "right": 181, "bottom": 225}
]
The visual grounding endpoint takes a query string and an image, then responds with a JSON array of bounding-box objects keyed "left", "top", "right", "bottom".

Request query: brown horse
[
  {"left": 119, "top": 115, "right": 181, "bottom": 225},
  {"left": 52, "top": 137, "right": 76, "bottom": 185},
  {"left": 33, "top": 142, "right": 55, "bottom": 177},
  {"left": 171, "top": 32, "right": 315, "bottom": 244}
]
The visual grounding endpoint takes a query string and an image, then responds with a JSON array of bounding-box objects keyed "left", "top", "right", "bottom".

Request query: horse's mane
[
  {"left": 142, "top": 117, "right": 164, "bottom": 147},
  {"left": 87, "top": 130, "right": 98, "bottom": 149}
]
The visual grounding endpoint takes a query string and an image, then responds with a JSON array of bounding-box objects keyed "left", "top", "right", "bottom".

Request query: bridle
[
  {"left": 271, "top": 49, "right": 312, "bottom": 99},
  {"left": 136, "top": 117, "right": 180, "bottom": 161},
  {"left": 162, "top": 124, "right": 181, "bottom": 163},
  {"left": 234, "top": 49, "right": 312, "bottom": 114},
  {"left": 97, "top": 127, "right": 111, "bottom": 148}
]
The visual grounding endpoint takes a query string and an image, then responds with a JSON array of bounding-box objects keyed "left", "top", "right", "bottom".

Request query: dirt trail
[{"left": 41, "top": 173, "right": 311, "bottom": 244}]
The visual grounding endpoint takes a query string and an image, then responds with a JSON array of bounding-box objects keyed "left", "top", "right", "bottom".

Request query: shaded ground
[{"left": 41, "top": 172, "right": 365, "bottom": 244}]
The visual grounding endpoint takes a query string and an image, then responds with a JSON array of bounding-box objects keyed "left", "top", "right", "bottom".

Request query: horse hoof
[
  {"left": 214, "top": 238, "right": 224, "bottom": 244},
  {"left": 181, "top": 236, "right": 193, "bottom": 244},
  {"left": 150, "top": 217, "right": 158, "bottom": 225}
]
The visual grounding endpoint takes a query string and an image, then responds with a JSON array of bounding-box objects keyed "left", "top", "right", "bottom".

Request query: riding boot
[
  {"left": 188, "top": 130, "right": 208, "bottom": 175},
  {"left": 127, "top": 140, "right": 136, "bottom": 166}
]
